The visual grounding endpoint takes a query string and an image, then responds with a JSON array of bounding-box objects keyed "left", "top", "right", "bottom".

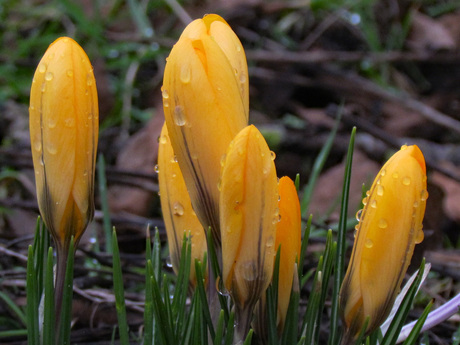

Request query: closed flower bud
[
  {"left": 158, "top": 123, "right": 207, "bottom": 286},
  {"left": 162, "top": 14, "right": 248, "bottom": 247},
  {"left": 220, "top": 125, "right": 278, "bottom": 337},
  {"left": 339, "top": 145, "right": 428, "bottom": 342},
  {"left": 29, "top": 37, "right": 98, "bottom": 250},
  {"left": 275, "top": 176, "right": 301, "bottom": 331}
]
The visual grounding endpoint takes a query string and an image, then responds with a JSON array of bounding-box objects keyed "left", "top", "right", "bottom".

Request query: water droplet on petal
[
  {"left": 216, "top": 276, "right": 229, "bottom": 296},
  {"left": 162, "top": 88, "right": 169, "bottom": 99},
  {"left": 355, "top": 209, "right": 363, "bottom": 221},
  {"left": 380, "top": 169, "right": 386, "bottom": 177},
  {"left": 415, "top": 228, "right": 424, "bottom": 244},
  {"left": 160, "top": 135, "right": 167, "bottom": 144},
  {"left": 66, "top": 69, "right": 73, "bottom": 77},
  {"left": 421, "top": 189, "right": 429, "bottom": 201},
  {"left": 47, "top": 143, "right": 57, "bottom": 155},
  {"left": 45, "top": 72, "right": 53, "bottom": 81},
  {"left": 402, "top": 177, "right": 411, "bottom": 186},
  {"left": 217, "top": 179, "right": 222, "bottom": 191},
  {"left": 365, "top": 238, "right": 373, "bottom": 248},
  {"left": 180, "top": 64, "right": 191, "bottom": 84},
  {"left": 220, "top": 154, "right": 226, "bottom": 167},
  {"left": 154, "top": 164, "right": 159, "bottom": 173},
  {"left": 38, "top": 63, "right": 46, "bottom": 73},
  {"left": 378, "top": 218, "right": 388, "bottom": 229},
  {"left": 240, "top": 261, "right": 257, "bottom": 281},
  {"left": 413, "top": 201, "right": 419, "bottom": 208},
  {"left": 362, "top": 197, "right": 368, "bottom": 206},
  {"left": 401, "top": 144, "right": 408, "bottom": 150},
  {"left": 266, "top": 236, "right": 274, "bottom": 248},
  {"left": 377, "top": 185, "right": 384, "bottom": 196},
  {"left": 240, "top": 73, "right": 247, "bottom": 84},
  {"left": 173, "top": 105, "right": 186, "bottom": 126},
  {"left": 270, "top": 151, "right": 276, "bottom": 160},
  {"left": 173, "top": 201, "right": 184, "bottom": 216},
  {"left": 370, "top": 200, "right": 377, "bottom": 208},
  {"left": 34, "top": 140, "right": 42, "bottom": 152},
  {"left": 392, "top": 172, "right": 399, "bottom": 179}
]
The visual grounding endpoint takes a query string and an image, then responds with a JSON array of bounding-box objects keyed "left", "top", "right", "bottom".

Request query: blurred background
[{"left": 0, "top": 0, "right": 460, "bottom": 343}]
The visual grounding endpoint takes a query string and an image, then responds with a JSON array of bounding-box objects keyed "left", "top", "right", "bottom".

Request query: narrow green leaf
[
  {"left": 26, "top": 245, "right": 39, "bottom": 345},
  {"left": 194, "top": 260, "right": 216, "bottom": 340},
  {"left": 0, "top": 291, "right": 27, "bottom": 327},
  {"left": 144, "top": 229, "right": 154, "bottom": 345},
  {"left": 43, "top": 247, "right": 55, "bottom": 345},
  {"left": 243, "top": 329, "right": 253, "bottom": 345},
  {"left": 112, "top": 229, "right": 130, "bottom": 345},
  {"left": 59, "top": 237, "right": 75, "bottom": 345},
  {"left": 402, "top": 300, "right": 433, "bottom": 345},
  {"left": 298, "top": 215, "right": 312, "bottom": 282},
  {"left": 214, "top": 310, "right": 225, "bottom": 345},
  {"left": 224, "top": 311, "right": 235, "bottom": 345},
  {"left": 329, "top": 126, "right": 356, "bottom": 345}
]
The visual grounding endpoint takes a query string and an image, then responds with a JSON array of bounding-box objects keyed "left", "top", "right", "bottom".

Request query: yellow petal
[
  {"left": 162, "top": 14, "right": 248, "bottom": 246},
  {"left": 340, "top": 145, "right": 427, "bottom": 339},
  {"left": 275, "top": 176, "right": 301, "bottom": 330},
  {"left": 158, "top": 123, "right": 207, "bottom": 286},
  {"left": 220, "top": 125, "right": 278, "bottom": 309},
  {"left": 29, "top": 37, "right": 98, "bottom": 248}
]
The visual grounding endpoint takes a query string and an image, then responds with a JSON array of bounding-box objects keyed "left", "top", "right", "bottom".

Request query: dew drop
[
  {"left": 173, "top": 105, "right": 186, "bottom": 126},
  {"left": 47, "top": 117, "right": 57, "bottom": 128},
  {"left": 366, "top": 190, "right": 370, "bottom": 197},
  {"left": 266, "top": 236, "right": 274, "bottom": 248},
  {"left": 270, "top": 151, "right": 276, "bottom": 160},
  {"left": 355, "top": 209, "right": 363, "bottom": 221},
  {"left": 45, "top": 72, "right": 53, "bottom": 81},
  {"left": 34, "top": 140, "right": 42, "bottom": 152},
  {"left": 392, "top": 172, "right": 399, "bottom": 179},
  {"left": 365, "top": 238, "right": 373, "bottom": 248},
  {"left": 400, "top": 144, "right": 408, "bottom": 150},
  {"left": 165, "top": 257, "right": 173, "bottom": 268},
  {"left": 421, "top": 189, "right": 429, "bottom": 201},
  {"left": 162, "top": 88, "right": 169, "bottom": 99},
  {"left": 217, "top": 179, "right": 222, "bottom": 191},
  {"left": 239, "top": 73, "right": 247, "bottom": 84},
  {"left": 38, "top": 63, "right": 46, "bottom": 73},
  {"left": 377, "top": 185, "right": 384, "bottom": 196},
  {"left": 66, "top": 69, "right": 73, "bottom": 77},
  {"left": 154, "top": 164, "right": 159, "bottom": 173},
  {"left": 87, "top": 77, "right": 93, "bottom": 86},
  {"left": 180, "top": 64, "right": 191, "bottom": 84},
  {"left": 353, "top": 225, "right": 359, "bottom": 238},
  {"left": 64, "top": 118, "right": 75, "bottom": 127},
  {"left": 47, "top": 143, "right": 57, "bottom": 155},
  {"left": 415, "top": 228, "right": 424, "bottom": 244},
  {"left": 362, "top": 197, "right": 368, "bottom": 206},
  {"left": 378, "top": 218, "right": 388, "bottom": 229},
  {"left": 380, "top": 169, "right": 386, "bottom": 177},
  {"left": 160, "top": 135, "right": 167, "bottom": 144},
  {"left": 173, "top": 201, "right": 184, "bottom": 216},
  {"left": 215, "top": 276, "right": 229, "bottom": 296},
  {"left": 402, "top": 177, "right": 411, "bottom": 186},
  {"left": 370, "top": 200, "right": 377, "bottom": 208},
  {"left": 83, "top": 169, "right": 88, "bottom": 177},
  {"left": 236, "top": 45, "right": 241, "bottom": 52},
  {"left": 413, "top": 201, "right": 419, "bottom": 208},
  {"left": 262, "top": 168, "right": 268, "bottom": 175},
  {"left": 220, "top": 154, "right": 226, "bottom": 167},
  {"left": 39, "top": 156, "right": 44, "bottom": 166},
  {"left": 40, "top": 83, "right": 46, "bottom": 93}
]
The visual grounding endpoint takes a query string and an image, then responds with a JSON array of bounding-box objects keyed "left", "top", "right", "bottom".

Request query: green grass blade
[
  {"left": 144, "top": 230, "right": 154, "bottom": 345},
  {"left": 0, "top": 291, "right": 27, "bottom": 327},
  {"left": 112, "top": 229, "right": 130, "bottom": 345},
  {"left": 43, "top": 247, "right": 55, "bottom": 345},
  {"left": 97, "top": 154, "right": 112, "bottom": 254},
  {"left": 59, "top": 237, "right": 75, "bottom": 345},
  {"left": 402, "top": 300, "right": 433, "bottom": 345},
  {"left": 380, "top": 260, "right": 426, "bottom": 345},
  {"left": 214, "top": 310, "right": 225, "bottom": 345},
  {"left": 298, "top": 215, "right": 312, "bottom": 283},
  {"left": 224, "top": 311, "right": 235, "bottom": 345},
  {"left": 281, "top": 273, "right": 300, "bottom": 345},
  {"left": 266, "top": 247, "right": 281, "bottom": 345},
  {"left": 194, "top": 259, "right": 216, "bottom": 340},
  {"left": 329, "top": 126, "right": 356, "bottom": 345},
  {"left": 243, "top": 329, "right": 253, "bottom": 345},
  {"left": 26, "top": 245, "right": 39, "bottom": 345}
]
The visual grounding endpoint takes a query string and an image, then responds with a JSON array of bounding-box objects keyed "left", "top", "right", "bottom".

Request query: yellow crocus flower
[
  {"left": 158, "top": 123, "right": 207, "bottom": 286},
  {"left": 162, "top": 14, "right": 248, "bottom": 247},
  {"left": 275, "top": 176, "right": 301, "bottom": 331},
  {"left": 220, "top": 125, "right": 278, "bottom": 338},
  {"left": 29, "top": 37, "right": 98, "bottom": 250},
  {"left": 339, "top": 145, "right": 428, "bottom": 343}
]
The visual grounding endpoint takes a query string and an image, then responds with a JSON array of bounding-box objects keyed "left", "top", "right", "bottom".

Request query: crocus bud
[
  {"left": 29, "top": 37, "right": 98, "bottom": 250},
  {"left": 220, "top": 125, "right": 278, "bottom": 337},
  {"left": 275, "top": 176, "right": 301, "bottom": 331},
  {"left": 158, "top": 123, "right": 207, "bottom": 286},
  {"left": 162, "top": 14, "right": 248, "bottom": 247},
  {"left": 339, "top": 145, "right": 428, "bottom": 342}
]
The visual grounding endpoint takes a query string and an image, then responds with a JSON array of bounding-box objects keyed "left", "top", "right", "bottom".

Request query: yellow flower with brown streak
[
  {"left": 339, "top": 145, "right": 428, "bottom": 343},
  {"left": 220, "top": 125, "right": 278, "bottom": 339},
  {"left": 275, "top": 176, "right": 301, "bottom": 331},
  {"left": 158, "top": 123, "right": 207, "bottom": 286},
  {"left": 162, "top": 14, "right": 248, "bottom": 248},
  {"left": 29, "top": 37, "right": 98, "bottom": 250}
]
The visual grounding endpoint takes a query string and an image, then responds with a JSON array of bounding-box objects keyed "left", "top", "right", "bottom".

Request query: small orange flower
[
  {"left": 275, "top": 176, "right": 301, "bottom": 330},
  {"left": 340, "top": 145, "right": 428, "bottom": 342},
  {"left": 29, "top": 37, "right": 98, "bottom": 249},
  {"left": 158, "top": 123, "right": 207, "bottom": 286},
  {"left": 162, "top": 14, "right": 248, "bottom": 246}
]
